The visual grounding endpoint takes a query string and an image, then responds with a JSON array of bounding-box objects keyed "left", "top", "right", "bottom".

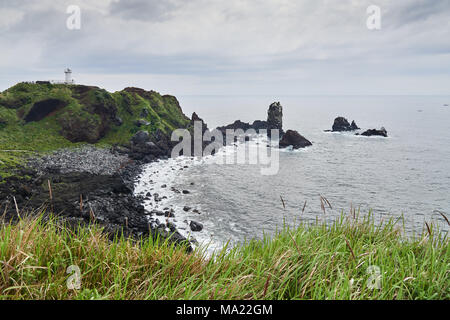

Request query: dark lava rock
[
  {"left": 279, "top": 130, "right": 312, "bottom": 149},
  {"left": 191, "top": 112, "right": 209, "bottom": 135},
  {"left": 252, "top": 120, "right": 268, "bottom": 130},
  {"left": 183, "top": 206, "right": 191, "bottom": 212},
  {"left": 350, "top": 120, "right": 359, "bottom": 130},
  {"left": 128, "top": 130, "right": 168, "bottom": 161},
  {"left": 360, "top": 127, "right": 388, "bottom": 137},
  {"left": 150, "top": 129, "right": 172, "bottom": 155},
  {"left": 152, "top": 210, "right": 165, "bottom": 216},
  {"left": 190, "top": 221, "right": 203, "bottom": 232},
  {"left": 131, "top": 130, "right": 150, "bottom": 144},
  {"left": 332, "top": 117, "right": 359, "bottom": 132},
  {"left": 267, "top": 102, "right": 283, "bottom": 137},
  {"left": 217, "top": 120, "right": 254, "bottom": 133},
  {"left": 166, "top": 222, "right": 177, "bottom": 232},
  {"left": 182, "top": 190, "right": 190, "bottom": 194},
  {"left": 164, "top": 211, "right": 175, "bottom": 218}
]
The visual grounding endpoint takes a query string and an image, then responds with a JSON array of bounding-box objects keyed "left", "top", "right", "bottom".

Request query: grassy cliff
[{"left": 0, "top": 82, "right": 190, "bottom": 178}]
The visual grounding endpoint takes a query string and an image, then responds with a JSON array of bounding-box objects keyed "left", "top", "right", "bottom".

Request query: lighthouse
[{"left": 64, "top": 68, "right": 73, "bottom": 84}]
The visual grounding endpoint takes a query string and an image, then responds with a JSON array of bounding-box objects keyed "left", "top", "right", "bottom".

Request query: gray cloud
[
  {"left": 0, "top": 0, "right": 449, "bottom": 95},
  {"left": 109, "top": 0, "right": 183, "bottom": 21},
  {"left": 389, "top": 0, "right": 449, "bottom": 26}
]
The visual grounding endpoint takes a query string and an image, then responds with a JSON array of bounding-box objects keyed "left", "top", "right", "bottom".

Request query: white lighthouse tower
[{"left": 64, "top": 68, "right": 73, "bottom": 84}]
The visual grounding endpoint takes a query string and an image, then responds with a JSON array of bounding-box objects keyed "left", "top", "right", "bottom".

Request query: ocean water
[{"left": 135, "top": 95, "right": 450, "bottom": 252}]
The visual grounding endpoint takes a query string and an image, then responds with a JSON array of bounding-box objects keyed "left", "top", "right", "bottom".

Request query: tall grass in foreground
[{"left": 0, "top": 212, "right": 448, "bottom": 300}]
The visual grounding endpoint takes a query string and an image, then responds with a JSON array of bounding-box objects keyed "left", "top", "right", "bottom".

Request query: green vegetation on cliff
[
  {"left": 0, "top": 82, "right": 190, "bottom": 177},
  {"left": 0, "top": 212, "right": 448, "bottom": 300}
]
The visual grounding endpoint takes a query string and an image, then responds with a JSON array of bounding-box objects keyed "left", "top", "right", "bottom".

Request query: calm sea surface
[{"left": 135, "top": 95, "right": 450, "bottom": 251}]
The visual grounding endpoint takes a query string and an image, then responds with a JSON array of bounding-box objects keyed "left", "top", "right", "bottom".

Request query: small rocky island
[
  {"left": 328, "top": 116, "right": 388, "bottom": 137},
  {"left": 331, "top": 116, "right": 360, "bottom": 132},
  {"left": 359, "top": 127, "right": 388, "bottom": 137},
  {"left": 217, "top": 101, "right": 312, "bottom": 149}
]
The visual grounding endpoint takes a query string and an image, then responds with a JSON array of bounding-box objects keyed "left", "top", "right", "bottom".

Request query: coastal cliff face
[{"left": 0, "top": 82, "right": 191, "bottom": 176}]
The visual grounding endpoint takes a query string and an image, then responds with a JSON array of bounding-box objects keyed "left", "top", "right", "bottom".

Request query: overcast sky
[{"left": 0, "top": 0, "right": 449, "bottom": 95}]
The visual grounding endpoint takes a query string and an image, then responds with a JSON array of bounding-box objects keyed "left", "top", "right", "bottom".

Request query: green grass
[
  {"left": 0, "top": 211, "right": 448, "bottom": 300},
  {"left": 0, "top": 82, "right": 191, "bottom": 177}
]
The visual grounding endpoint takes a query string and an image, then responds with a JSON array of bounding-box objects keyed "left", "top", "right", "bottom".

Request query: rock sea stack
[
  {"left": 360, "top": 127, "right": 388, "bottom": 137},
  {"left": 279, "top": 130, "right": 312, "bottom": 149},
  {"left": 332, "top": 117, "right": 360, "bottom": 132}
]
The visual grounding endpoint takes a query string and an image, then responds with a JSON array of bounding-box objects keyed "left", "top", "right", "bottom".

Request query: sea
[{"left": 134, "top": 95, "right": 450, "bottom": 253}]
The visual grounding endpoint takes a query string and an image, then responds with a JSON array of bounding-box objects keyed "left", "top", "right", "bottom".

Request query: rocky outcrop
[
  {"left": 332, "top": 117, "right": 359, "bottom": 132},
  {"left": 267, "top": 102, "right": 283, "bottom": 137},
  {"left": 127, "top": 129, "right": 170, "bottom": 162},
  {"left": 360, "top": 127, "right": 388, "bottom": 137},
  {"left": 279, "top": 130, "right": 312, "bottom": 149},
  {"left": 252, "top": 120, "right": 269, "bottom": 130},
  {"left": 191, "top": 112, "right": 209, "bottom": 134},
  {"left": 217, "top": 120, "right": 254, "bottom": 133},
  {"left": 216, "top": 120, "right": 268, "bottom": 143},
  {"left": 215, "top": 101, "right": 311, "bottom": 149},
  {"left": 131, "top": 130, "right": 150, "bottom": 144},
  {"left": 189, "top": 221, "right": 203, "bottom": 232},
  {"left": 215, "top": 102, "right": 283, "bottom": 138}
]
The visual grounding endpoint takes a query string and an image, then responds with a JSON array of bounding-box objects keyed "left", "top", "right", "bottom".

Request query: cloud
[
  {"left": 108, "top": 0, "right": 183, "bottom": 21},
  {"left": 0, "top": 0, "right": 449, "bottom": 94}
]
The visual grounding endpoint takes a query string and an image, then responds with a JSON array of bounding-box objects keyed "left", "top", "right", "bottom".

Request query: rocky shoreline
[{"left": 0, "top": 146, "right": 193, "bottom": 250}]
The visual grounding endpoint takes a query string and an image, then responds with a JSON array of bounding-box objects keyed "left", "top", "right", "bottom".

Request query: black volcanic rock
[
  {"left": 191, "top": 112, "right": 209, "bottom": 134},
  {"left": 360, "top": 127, "right": 388, "bottom": 137},
  {"left": 131, "top": 130, "right": 150, "bottom": 144},
  {"left": 215, "top": 101, "right": 312, "bottom": 149},
  {"left": 279, "top": 130, "right": 312, "bottom": 149},
  {"left": 251, "top": 120, "right": 268, "bottom": 130},
  {"left": 332, "top": 117, "right": 359, "bottom": 132},
  {"left": 267, "top": 102, "right": 283, "bottom": 137},
  {"left": 217, "top": 120, "right": 253, "bottom": 133},
  {"left": 190, "top": 221, "right": 203, "bottom": 232}
]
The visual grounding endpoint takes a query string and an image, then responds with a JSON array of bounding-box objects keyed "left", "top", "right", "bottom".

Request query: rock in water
[
  {"left": 267, "top": 102, "right": 283, "bottom": 137},
  {"left": 350, "top": 120, "right": 360, "bottom": 130},
  {"left": 279, "top": 130, "right": 312, "bottom": 149},
  {"left": 332, "top": 117, "right": 359, "bottom": 132},
  {"left": 360, "top": 127, "right": 388, "bottom": 137},
  {"left": 189, "top": 221, "right": 203, "bottom": 232}
]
